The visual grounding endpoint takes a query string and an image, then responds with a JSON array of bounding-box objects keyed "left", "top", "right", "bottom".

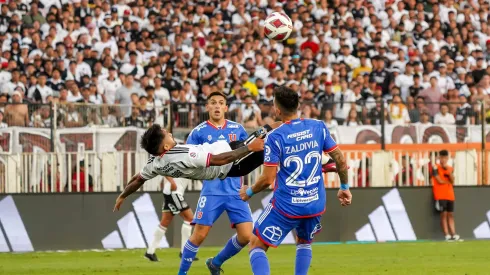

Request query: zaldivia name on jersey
[{"left": 285, "top": 140, "right": 319, "bottom": 154}]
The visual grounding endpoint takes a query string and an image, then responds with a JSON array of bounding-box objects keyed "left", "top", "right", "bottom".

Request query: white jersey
[
  {"left": 139, "top": 140, "right": 233, "bottom": 181},
  {"left": 171, "top": 177, "right": 192, "bottom": 195}
]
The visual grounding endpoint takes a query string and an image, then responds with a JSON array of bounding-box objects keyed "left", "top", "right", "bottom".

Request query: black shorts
[
  {"left": 163, "top": 192, "right": 190, "bottom": 215},
  {"left": 225, "top": 125, "right": 272, "bottom": 178},
  {"left": 435, "top": 200, "right": 454, "bottom": 212}
]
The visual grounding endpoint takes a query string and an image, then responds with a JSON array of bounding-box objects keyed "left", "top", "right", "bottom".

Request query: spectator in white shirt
[
  {"left": 389, "top": 95, "right": 411, "bottom": 125},
  {"left": 437, "top": 63, "right": 455, "bottom": 94},
  {"left": 395, "top": 63, "right": 414, "bottom": 100},
  {"left": 333, "top": 79, "right": 356, "bottom": 124},
  {"left": 434, "top": 103, "right": 456, "bottom": 125}
]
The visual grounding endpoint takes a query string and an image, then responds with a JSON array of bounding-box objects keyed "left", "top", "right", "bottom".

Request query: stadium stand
[{"left": 0, "top": 0, "right": 488, "bottom": 128}]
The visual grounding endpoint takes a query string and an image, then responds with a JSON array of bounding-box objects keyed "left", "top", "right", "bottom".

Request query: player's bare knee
[
  {"left": 236, "top": 231, "right": 252, "bottom": 245},
  {"left": 190, "top": 225, "right": 210, "bottom": 245}
]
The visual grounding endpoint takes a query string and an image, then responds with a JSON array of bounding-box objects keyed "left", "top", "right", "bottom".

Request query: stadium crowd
[{"left": 0, "top": 0, "right": 489, "bottom": 129}]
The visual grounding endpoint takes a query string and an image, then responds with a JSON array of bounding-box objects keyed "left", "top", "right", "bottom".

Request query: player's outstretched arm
[
  {"left": 240, "top": 166, "right": 277, "bottom": 201},
  {"left": 208, "top": 138, "right": 264, "bottom": 166},
  {"left": 329, "top": 148, "right": 352, "bottom": 206},
  {"left": 113, "top": 173, "right": 147, "bottom": 212}
]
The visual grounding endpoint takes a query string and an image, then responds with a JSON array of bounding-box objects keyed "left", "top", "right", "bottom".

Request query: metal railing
[{"left": 0, "top": 151, "right": 262, "bottom": 194}]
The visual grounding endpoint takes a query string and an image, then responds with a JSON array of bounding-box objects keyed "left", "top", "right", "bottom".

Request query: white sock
[
  {"left": 181, "top": 221, "right": 193, "bottom": 253},
  {"left": 163, "top": 181, "right": 171, "bottom": 195},
  {"left": 147, "top": 225, "right": 167, "bottom": 254}
]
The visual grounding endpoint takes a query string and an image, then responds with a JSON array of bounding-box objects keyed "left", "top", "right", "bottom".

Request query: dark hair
[
  {"left": 439, "top": 150, "right": 449, "bottom": 156},
  {"left": 207, "top": 91, "right": 227, "bottom": 102},
  {"left": 140, "top": 124, "right": 164, "bottom": 155},
  {"left": 274, "top": 86, "right": 299, "bottom": 115}
]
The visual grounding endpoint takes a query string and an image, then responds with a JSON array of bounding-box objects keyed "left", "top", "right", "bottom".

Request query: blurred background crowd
[{"left": 0, "top": 0, "right": 489, "bottom": 130}]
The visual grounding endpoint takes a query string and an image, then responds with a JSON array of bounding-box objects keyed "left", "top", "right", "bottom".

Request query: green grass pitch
[{"left": 1, "top": 241, "right": 490, "bottom": 275}]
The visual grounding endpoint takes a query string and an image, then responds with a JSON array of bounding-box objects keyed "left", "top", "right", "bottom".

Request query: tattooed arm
[
  {"left": 328, "top": 148, "right": 349, "bottom": 184},
  {"left": 329, "top": 147, "right": 352, "bottom": 206}
]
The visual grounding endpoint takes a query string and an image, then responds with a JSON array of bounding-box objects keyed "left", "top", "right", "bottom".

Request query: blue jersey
[
  {"left": 264, "top": 118, "right": 338, "bottom": 218},
  {"left": 187, "top": 120, "right": 248, "bottom": 196}
]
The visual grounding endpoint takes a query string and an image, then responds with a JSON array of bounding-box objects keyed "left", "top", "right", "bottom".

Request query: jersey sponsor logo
[
  {"left": 157, "top": 163, "right": 184, "bottom": 178},
  {"left": 287, "top": 130, "right": 313, "bottom": 141},
  {"left": 190, "top": 152, "right": 197, "bottom": 158},
  {"left": 285, "top": 140, "right": 319, "bottom": 154},
  {"left": 262, "top": 226, "right": 283, "bottom": 243},
  {"left": 194, "top": 123, "right": 207, "bottom": 132},
  {"left": 290, "top": 187, "right": 319, "bottom": 197},
  {"left": 228, "top": 124, "right": 239, "bottom": 128},
  {"left": 228, "top": 134, "right": 237, "bottom": 141},
  {"left": 291, "top": 194, "right": 319, "bottom": 204},
  {"left": 355, "top": 189, "right": 416, "bottom": 242},
  {"left": 207, "top": 135, "right": 212, "bottom": 141}
]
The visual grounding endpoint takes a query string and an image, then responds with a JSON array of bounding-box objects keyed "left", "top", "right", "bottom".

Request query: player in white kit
[
  {"left": 113, "top": 123, "right": 267, "bottom": 212},
  {"left": 144, "top": 133, "right": 201, "bottom": 262}
]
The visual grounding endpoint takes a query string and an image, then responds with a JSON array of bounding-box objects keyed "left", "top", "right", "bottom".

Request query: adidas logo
[
  {"left": 102, "top": 193, "right": 170, "bottom": 249},
  {"left": 355, "top": 189, "right": 417, "bottom": 242},
  {"left": 219, "top": 135, "right": 225, "bottom": 139},
  {"left": 473, "top": 210, "right": 490, "bottom": 238},
  {"left": 251, "top": 193, "right": 295, "bottom": 244},
  {"left": 0, "top": 196, "right": 33, "bottom": 252}
]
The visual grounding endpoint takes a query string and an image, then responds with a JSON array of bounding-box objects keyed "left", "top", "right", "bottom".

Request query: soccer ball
[{"left": 263, "top": 12, "right": 293, "bottom": 41}]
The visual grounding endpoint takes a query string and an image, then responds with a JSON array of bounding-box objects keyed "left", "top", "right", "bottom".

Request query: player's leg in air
[{"left": 146, "top": 177, "right": 197, "bottom": 262}]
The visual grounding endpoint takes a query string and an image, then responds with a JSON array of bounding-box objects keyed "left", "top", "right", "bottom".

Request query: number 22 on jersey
[{"left": 283, "top": 151, "right": 322, "bottom": 187}]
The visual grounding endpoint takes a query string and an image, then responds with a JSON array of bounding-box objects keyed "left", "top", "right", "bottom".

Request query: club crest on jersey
[
  {"left": 207, "top": 135, "right": 212, "bottom": 141},
  {"left": 228, "top": 134, "right": 237, "bottom": 141}
]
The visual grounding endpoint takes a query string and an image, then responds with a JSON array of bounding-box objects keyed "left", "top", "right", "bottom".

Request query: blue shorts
[
  {"left": 192, "top": 195, "right": 253, "bottom": 228},
  {"left": 253, "top": 203, "right": 322, "bottom": 248}
]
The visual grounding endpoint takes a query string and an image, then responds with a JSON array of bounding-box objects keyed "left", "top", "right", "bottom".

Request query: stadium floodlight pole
[{"left": 481, "top": 100, "right": 486, "bottom": 185}]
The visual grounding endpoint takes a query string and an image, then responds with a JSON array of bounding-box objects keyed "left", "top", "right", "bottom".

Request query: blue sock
[
  {"left": 249, "top": 247, "right": 270, "bottom": 275},
  {"left": 295, "top": 244, "right": 312, "bottom": 275},
  {"left": 212, "top": 235, "right": 246, "bottom": 267},
  {"left": 178, "top": 240, "right": 199, "bottom": 275}
]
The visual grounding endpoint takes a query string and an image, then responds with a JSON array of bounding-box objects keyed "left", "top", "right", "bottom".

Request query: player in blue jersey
[
  {"left": 178, "top": 91, "right": 269, "bottom": 275},
  {"left": 240, "top": 86, "right": 352, "bottom": 275}
]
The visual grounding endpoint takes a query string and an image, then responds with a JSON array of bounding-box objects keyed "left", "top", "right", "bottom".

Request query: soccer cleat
[
  {"left": 144, "top": 252, "right": 159, "bottom": 262},
  {"left": 452, "top": 235, "right": 463, "bottom": 242},
  {"left": 445, "top": 235, "right": 452, "bottom": 242},
  {"left": 180, "top": 252, "right": 199, "bottom": 261},
  {"left": 206, "top": 258, "right": 224, "bottom": 274}
]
